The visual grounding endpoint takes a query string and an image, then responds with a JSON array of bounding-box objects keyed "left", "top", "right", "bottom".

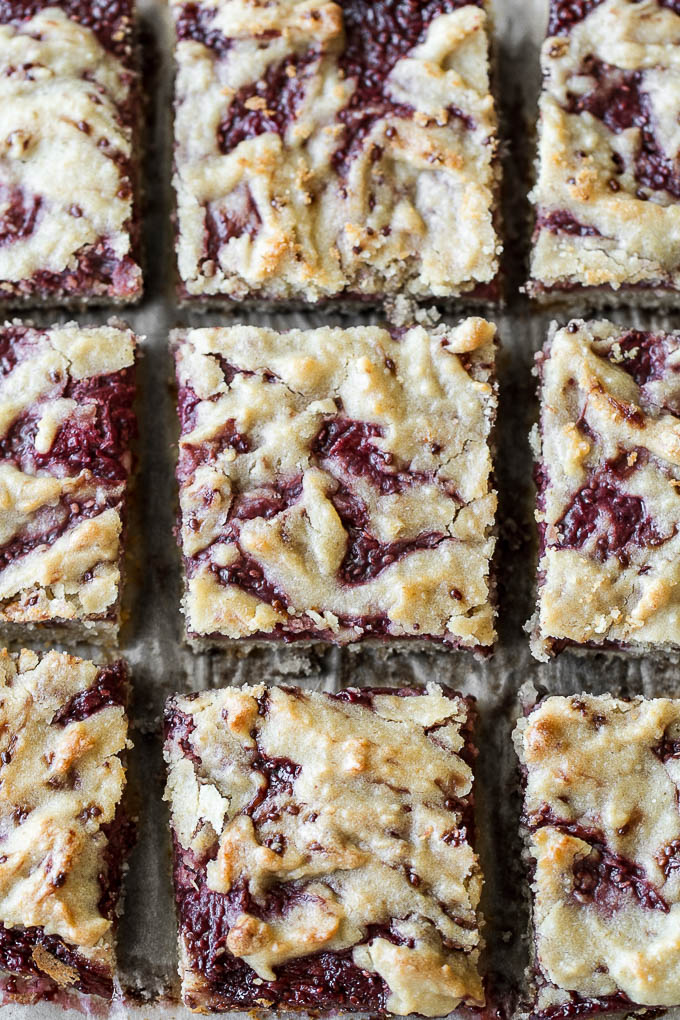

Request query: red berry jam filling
[
  {"left": 332, "top": 0, "right": 480, "bottom": 174},
  {"left": 555, "top": 456, "right": 668, "bottom": 563},
  {"left": 548, "top": 0, "right": 605, "bottom": 33},
  {"left": 312, "top": 417, "right": 429, "bottom": 495},
  {"left": 535, "top": 211, "right": 600, "bottom": 238},
  {"left": 0, "top": 492, "right": 120, "bottom": 574},
  {"left": 0, "top": 925, "right": 112, "bottom": 998},
  {"left": 606, "top": 331, "right": 680, "bottom": 412},
  {"left": 51, "top": 662, "right": 127, "bottom": 727},
  {"left": 178, "top": 421, "right": 250, "bottom": 484},
  {"left": 565, "top": 58, "right": 680, "bottom": 198},
  {"left": 530, "top": 992, "right": 636, "bottom": 1020},
  {"left": 204, "top": 186, "right": 261, "bottom": 263},
  {"left": 527, "top": 808, "right": 668, "bottom": 914},
  {"left": 175, "top": 1, "right": 231, "bottom": 57},
  {"left": 549, "top": 0, "right": 680, "bottom": 35},
  {"left": 217, "top": 52, "right": 317, "bottom": 155},
  {"left": 164, "top": 705, "right": 201, "bottom": 766},
  {"left": 173, "top": 842, "right": 392, "bottom": 1011},
  {"left": 340, "top": 528, "right": 444, "bottom": 584},
  {"left": 0, "top": 0, "right": 135, "bottom": 61},
  {"left": 0, "top": 367, "right": 135, "bottom": 482},
  {"left": 27, "top": 244, "right": 141, "bottom": 302},
  {"left": 0, "top": 185, "right": 41, "bottom": 248}
]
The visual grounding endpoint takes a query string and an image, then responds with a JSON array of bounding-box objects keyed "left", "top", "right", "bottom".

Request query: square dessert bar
[
  {"left": 173, "top": 319, "right": 497, "bottom": 650},
  {"left": 164, "top": 682, "right": 484, "bottom": 1015},
  {"left": 0, "top": 322, "right": 137, "bottom": 644},
  {"left": 0, "top": 1, "right": 142, "bottom": 306},
  {"left": 528, "top": 0, "right": 680, "bottom": 308},
  {"left": 515, "top": 693, "right": 680, "bottom": 1018},
  {"left": 171, "top": 0, "right": 501, "bottom": 306},
  {"left": 529, "top": 319, "right": 680, "bottom": 660},
  {"left": 0, "top": 648, "right": 132, "bottom": 1004}
]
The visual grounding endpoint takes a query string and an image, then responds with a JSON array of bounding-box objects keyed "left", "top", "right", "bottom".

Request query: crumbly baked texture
[
  {"left": 0, "top": 322, "right": 137, "bottom": 645},
  {"left": 529, "top": 318, "right": 680, "bottom": 660},
  {"left": 527, "top": 0, "right": 680, "bottom": 308},
  {"left": 173, "top": 319, "right": 497, "bottom": 650},
  {"left": 0, "top": 1, "right": 142, "bottom": 306},
  {"left": 164, "top": 682, "right": 484, "bottom": 1016},
  {"left": 170, "top": 0, "right": 501, "bottom": 306},
  {"left": 0, "top": 647, "right": 132, "bottom": 1002},
  {"left": 514, "top": 693, "right": 680, "bottom": 1017}
]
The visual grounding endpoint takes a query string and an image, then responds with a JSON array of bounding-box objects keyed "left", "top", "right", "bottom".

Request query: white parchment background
[{"left": 4, "top": 0, "right": 680, "bottom": 1016}]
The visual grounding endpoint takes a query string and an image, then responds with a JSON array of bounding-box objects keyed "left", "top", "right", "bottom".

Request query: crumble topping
[
  {"left": 164, "top": 683, "right": 484, "bottom": 1015},
  {"left": 528, "top": 0, "right": 680, "bottom": 298},
  {"left": 515, "top": 694, "right": 680, "bottom": 1008},
  {"left": 0, "top": 6, "right": 141, "bottom": 303},
  {"left": 174, "top": 319, "right": 497, "bottom": 648},
  {"left": 171, "top": 0, "right": 500, "bottom": 303},
  {"left": 0, "top": 648, "right": 129, "bottom": 968},
  {"left": 530, "top": 319, "right": 680, "bottom": 659},
  {"left": 0, "top": 323, "right": 136, "bottom": 637}
]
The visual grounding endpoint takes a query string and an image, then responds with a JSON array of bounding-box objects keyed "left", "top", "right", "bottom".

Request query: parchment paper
[{"left": 5, "top": 0, "right": 679, "bottom": 1016}]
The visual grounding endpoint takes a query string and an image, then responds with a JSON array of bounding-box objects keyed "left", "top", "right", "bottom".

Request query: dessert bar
[
  {"left": 515, "top": 693, "right": 680, "bottom": 1017},
  {"left": 164, "top": 682, "right": 484, "bottom": 1015},
  {"left": 171, "top": 0, "right": 501, "bottom": 306},
  {"left": 173, "top": 319, "right": 497, "bottom": 650},
  {"left": 527, "top": 0, "right": 680, "bottom": 308},
  {"left": 0, "top": 321, "right": 137, "bottom": 644},
  {"left": 0, "top": 1, "right": 142, "bottom": 306},
  {"left": 529, "top": 319, "right": 680, "bottom": 660},
  {"left": 0, "top": 648, "right": 133, "bottom": 1005}
]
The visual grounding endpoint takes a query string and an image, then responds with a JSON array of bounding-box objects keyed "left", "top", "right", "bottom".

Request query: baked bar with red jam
[
  {"left": 527, "top": 0, "right": 680, "bottom": 308},
  {"left": 0, "top": 1, "right": 142, "bottom": 306},
  {"left": 0, "top": 321, "right": 137, "bottom": 644},
  {"left": 514, "top": 693, "right": 680, "bottom": 1019},
  {"left": 164, "top": 682, "right": 484, "bottom": 1015},
  {"left": 173, "top": 319, "right": 497, "bottom": 650},
  {"left": 529, "top": 319, "right": 680, "bottom": 660},
  {"left": 0, "top": 648, "right": 133, "bottom": 1006},
  {"left": 171, "top": 0, "right": 501, "bottom": 306}
]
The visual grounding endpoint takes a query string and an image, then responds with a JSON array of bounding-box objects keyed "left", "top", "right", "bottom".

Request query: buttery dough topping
[
  {"left": 530, "top": 318, "right": 680, "bottom": 659},
  {"left": 515, "top": 694, "right": 680, "bottom": 1008},
  {"left": 174, "top": 320, "right": 497, "bottom": 649},
  {"left": 171, "top": 0, "right": 501, "bottom": 303},
  {"left": 0, "top": 323, "right": 136, "bottom": 639},
  {"left": 0, "top": 649, "right": 128, "bottom": 968},
  {"left": 0, "top": 5, "right": 142, "bottom": 303},
  {"left": 164, "top": 683, "right": 484, "bottom": 1015},
  {"left": 529, "top": 0, "right": 680, "bottom": 299}
]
